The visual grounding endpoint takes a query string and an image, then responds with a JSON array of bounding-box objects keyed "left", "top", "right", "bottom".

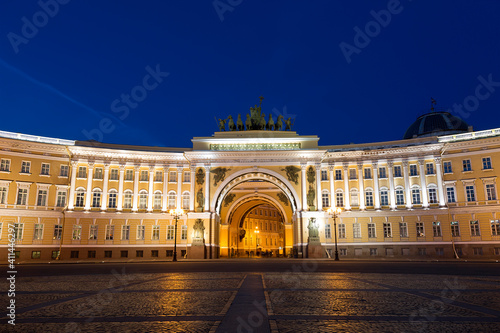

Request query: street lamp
[
  {"left": 255, "top": 226, "right": 259, "bottom": 257},
  {"left": 169, "top": 208, "right": 185, "bottom": 262},
  {"left": 327, "top": 207, "right": 342, "bottom": 261}
]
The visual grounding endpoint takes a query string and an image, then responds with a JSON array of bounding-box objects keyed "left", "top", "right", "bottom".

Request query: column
[
  {"left": 100, "top": 162, "right": 110, "bottom": 211},
  {"left": 387, "top": 161, "right": 396, "bottom": 210},
  {"left": 204, "top": 165, "right": 210, "bottom": 211},
  {"left": 358, "top": 163, "right": 365, "bottom": 210},
  {"left": 434, "top": 157, "right": 446, "bottom": 207},
  {"left": 67, "top": 160, "right": 78, "bottom": 210},
  {"left": 84, "top": 161, "right": 94, "bottom": 210},
  {"left": 301, "top": 164, "right": 307, "bottom": 210},
  {"left": 372, "top": 162, "right": 380, "bottom": 210},
  {"left": 329, "top": 164, "right": 336, "bottom": 210},
  {"left": 117, "top": 164, "right": 125, "bottom": 211},
  {"left": 402, "top": 161, "right": 412, "bottom": 209},
  {"left": 316, "top": 164, "right": 322, "bottom": 210},
  {"left": 343, "top": 163, "right": 351, "bottom": 210},
  {"left": 189, "top": 166, "right": 196, "bottom": 211},
  {"left": 177, "top": 166, "right": 183, "bottom": 209},
  {"left": 418, "top": 159, "right": 429, "bottom": 208},
  {"left": 162, "top": 165, "right": 168, "bottom": 211},
  {"left": 147, "top": 165, "right": 155, "bottom": 212},
  {"left": 132, "top": 165, "right": 140, "bottom": 212}
]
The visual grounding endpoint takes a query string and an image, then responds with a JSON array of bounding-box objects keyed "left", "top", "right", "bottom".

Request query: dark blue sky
[{"left": 1, "top": 0, "right": 500, "bottom": 148}]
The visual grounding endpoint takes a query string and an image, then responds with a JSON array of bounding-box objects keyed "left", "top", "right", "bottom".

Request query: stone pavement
[{"left": 2, "top": 267, "right": 500, "bottom": 332}]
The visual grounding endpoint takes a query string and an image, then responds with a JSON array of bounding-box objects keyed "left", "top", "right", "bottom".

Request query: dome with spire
[{"left": 403, "top": 111, "right": 470, "bottom": 139}]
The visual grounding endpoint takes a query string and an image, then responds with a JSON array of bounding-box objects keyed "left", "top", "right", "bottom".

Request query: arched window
[
  {"left": 168, "top": 191, "right": 176, "bottom": 209},
  {"left": 335, "top": 189, "right": 344, "bottom": 207},
  {"left": 92, "top": 188, "right": 102, "bottom": 208},
  {"left": 153, "top": 191, "right": 162, "bottom": 210},
  {"left": 427, "top": 183, "right": 438, "bottom": 204},
  {"left": 139, "top": 190, "right": 148, "bottom": 209},
  {"left": 108, "top": 189, "right": 117, "bottom": 208},
  {"left": 395, "top": 186, "right": 405, "bottom": 205},
  {"left": 365, "top": 187, "right": 373, "bottom": 207},
  {"left": 321, "top": 190, "right": 330, "bottom": 208},
  {"left": 75, "top": 187, "right": 85, "bottom": 207},
  {"left": 123, "top": 190, "right": 133, "bottom": 209},
  {"left": 411, "top": 185, "right": 421, "bottom": 204},
  {"left": 350, "top": 188, "right": 359, "bottom": 207},
  {"left": 379, "top": 186, "right": 389, "bottom": 206},
  {"left": 182, "top": 191, "right": 190, "bottom": 210}
]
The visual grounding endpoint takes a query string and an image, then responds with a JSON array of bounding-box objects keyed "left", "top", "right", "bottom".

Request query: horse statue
[
  {"left": 217, "top": 118, "right": 226, "bottom": 131},
  {"left": 236, "top": 114, "right": 244, "bottom": 131},
  {"left": 227, "top": 115, "right": 236, "bottom": 131},
  {"left": 275, "top": 115, "right": 284, "bottom": 131},
  {"left": 259, "top": 113, "right": 267, "bottom": 130},
  {"left": 267, "top": 114, "right": 275, "bottom": 131},
  {"left": 285, "top": 117, "right": 293, "bottom": 131},
  {"left": 245, "top": 114, "right": 252, "bottom": 130}
]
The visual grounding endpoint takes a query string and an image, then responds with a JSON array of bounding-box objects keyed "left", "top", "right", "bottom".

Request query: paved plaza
[{"left": 2, "top": 260, "right": 500, "bottom": 332}]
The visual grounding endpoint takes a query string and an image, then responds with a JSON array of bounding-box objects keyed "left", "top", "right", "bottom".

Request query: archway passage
[{"left": 219, "top": 180, "right": 293, "bottom": 258}]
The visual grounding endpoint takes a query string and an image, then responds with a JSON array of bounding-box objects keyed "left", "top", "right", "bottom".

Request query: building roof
[{"left": 403, "top": 112, "right": 470, "bottom": 139}]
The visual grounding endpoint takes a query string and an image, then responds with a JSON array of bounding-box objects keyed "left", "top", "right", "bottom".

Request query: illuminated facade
[{"left": 1, "top": 113, "right": 500, "bottom": 261}]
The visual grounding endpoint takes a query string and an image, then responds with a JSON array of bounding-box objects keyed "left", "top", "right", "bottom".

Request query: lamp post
[
  {"left": 255, "top": 226, "right": 259, "bottom": 257},
  {"left": 169, "top": 208, "right": 184, "bottom": 262},
  {"left": 327, "top": 207, "right": 342, "bottom": 261}
]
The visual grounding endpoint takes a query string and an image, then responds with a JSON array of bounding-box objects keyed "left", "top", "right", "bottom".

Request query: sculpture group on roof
[{"left": 217, "top": 97, "right": 294, "bottom": 131}]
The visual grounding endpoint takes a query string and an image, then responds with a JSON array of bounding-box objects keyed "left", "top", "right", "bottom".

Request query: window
[
  {"left": 110, "top": 169, "right": 119, "bottom": 180},
  {"left": 92, "top": 190, "right": 101, "bottom": 208},
  {"left": 168, "top": 192, "right": 176, "bottom": 209},
  {"left": 463, "top": 159, "right": 472, "bottom": 172},
  {"left": 0, "top": 187, "right": 7, "bottom": 204},
  {"left": 182, "top": 192, "right": 190, "bottom": 210},
  {"left": 335, "top": 169, "right": 342, "bottom": 180},
  {"left": 140, "top": 170, "right": 148, "bottom": 181},
  {"left": 152, "top": 225, "right": 160, "bottom": 240},
  {"left": 72, "top": 225, "right": 82, "bottom": 240},
  {"left": 466, "top": 185, "right": 475, "bottom": 202},
  {"left": 33, "top": 223, "right": 43, "bottom": 240},
  {"left": 470, "top": 220, "right": 480, "bottom": 236},
  {"left": 321, "top": 170, "right": 328, "bottom": 181},
  {"left": 412, "top": 188, "right": 421, "bottom": 204},
  {"left": 322, "top": 191, "right": 330, "bottom": 208},
  {"left": 428, "top": 188, "right": 437, "bottom": 204},
  {"left": 136, "top": 250, "right": 143, "bottom": 257},
  {"left": 368, "top": 223, "right": 376, "bottom": 238},
  {"left": 446, "top": 187, "right": 456, "bottom": 203},
  {"left": 121, "top": 251, "right": 128, "bottom": 258},
  {"left": 181, "top": 225, "right": 187, "bottom": 240},
  {"left": 418, "top": 248, "right": 426, "bottom": 256},
  {"left": 394, "top": 165, "right": 402, "bottom": 177},
  {"left": 31, "top": 251, "right": 41, "bottom": 259},
  {"left": 108, "top": 191, "right": 117, "bottom": 208},
  {"left": 151, "top": 250, "right": 158, "bottom": 257},
  {"left": 37, "top": 190, "right": 48, "bottom": 206},
  {"left": 426, "top": 163, "right": 434, "bottom": 175},
  {"left": 14, "top": 223, "right": 23, "bottom": 240},
  {"left": 121, "top": 225, "right": 130, "bottom": 240},
  {"left": 370, "top": 248, "right": 378, "bottom": 256},
  {"left": 365, "top": 191, "right": 373, "bottom": 206},
  {"left": 495, "top": 248, "right": 500, "bottom": 256},
  {"left": 105, "top": 225, "right": 115, "bottom": 240},
  {"left": 78, "top": 166, "right": 86, "bottom": 178},
  {"left": 41, "top": 163, "right": 50, "bottom": 175},
  {"left": 336, "top": 192, "right": 344, "bottom": 207},
  {"left": 451, "top": 221, "right": 460, "bottom": 237},
  {"left": 17, "top": 188, "right": 28, "bottom": 205},
  {"left": 325, "top": 224, "right": 332, "bottom": 239},
  {"left": 379, "top": 167, "right": 386, "bottom": 179},
  {"left": 75, "top": 189, "right": 85, "bottom": 207},
  {"left": 364, "top": 168, "right": 371, "bottom": 179},
  {"left": 349, "top": 168, "right": 356, "bottom": 179},
  {"left": 89, "top": 225, "right": 98, "bottom": 240},
  {"left": 435, "top": 248, "right": 444, "bottom": 256},
  {"left": 350, "top": 190, "right": 358, "bottom": 207},
  {"left": 123, "top": 191, "right": 132, "bottom": 209},
  {"left": 137, "top": 225, "right": 145, "bottom": 240},
  {"left": 51, "top": 250, "right": 60, "bottom": 259},
  {"left": 21, "top": 161, "right": 31, "bottom": 174},
  {"left": 380, "top": 190, "right": 388, "bottom": 206},
  {"left": 104, "top": 251, "right": 112, "bottom": 258},
  {"left": 416, "top": 222, "right": 424, "bottom": 237},
  {"left": 139, "top": 192, "right": 147, "bottom": 209},
  {"left": 169, "top": 171, "right": 177, "bottom": 182},
  {"left": 53, "top": 225, "right": 62, "bottom": 240},
  {"left": 491, "top": 220, "right": 500, "bottom": 236},
  {"left": 0, "top": 159, "right": 10, "bottom": 172},
  {"left": 353, "top": 223, "right": 361, "bottom": 238},
  {"left": 443, "top": 161, "right": 452, "bottom": 174},
  {"left": 56, "top": 190, "right": 66, "bottom": 207},
  {"left": 125, "top": 169, "right": 133, "bottom": 181},
  {"left": 183, "top": 171, "right": 190, "bottom": 183},
  {"left": 433, "top": 221, "right": 442, "bottom": 237},
  {"left": 396, "top": 189, "right": 404, "bottom": 205},
  {"left": 94, "top": 167, "right": 103, "bottom": 179},
  {"left": 154, "top": 192, "right": 162, "bottom": 210},
  {"left": 486, "top": 184, "right": 497, "bottom": 201},
  {"left": 166, "top": 250, "right": 174, "bottom": 257},
  {"left": 383, "top": 223, "right": 391, "bottom": 238},
  {"left": 88, "top": 250, "right": 96, "bottom": 258},
  {"left": 338, "top": 224, "right": 346, "bottom": 239},
  {"left": 70, "top": 251, "right": 79, "bottom": 258},
  {"left": 410, "top": 164, "right": 418, "bottom": 176},
  {"left": 167, "top": 225, "right": 174, "bottom": 240},
  {"left": 399, "top": 222, "right": 408, "bottom": 237},
  {"left": 482, "top": 157, "right": 492, "bottom": 170},
  {"left": 473, "top": 247, "right": 483, "bottom": 255},
  {"left": 153, "top": 170, "right": 162, "bottom": 182}
]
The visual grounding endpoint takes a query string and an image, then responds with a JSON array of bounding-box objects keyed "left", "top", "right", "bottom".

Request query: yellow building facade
[{"left": 1, "top": 113, "right": 500, "bottom": 261}]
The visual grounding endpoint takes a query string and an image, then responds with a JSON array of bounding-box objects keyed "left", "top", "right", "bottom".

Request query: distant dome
[{"left": 403, "top": 112, "right": 469, "bottom": 139}]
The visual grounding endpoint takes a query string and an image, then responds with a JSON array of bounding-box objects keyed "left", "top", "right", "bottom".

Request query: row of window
[
  {"left": 0, "top": 159, "right": 69, "bottom": 177},
  {"left": 323, "top": 220, "right": 500, "bottom": 239},
  {"left": 244, "top": 220, "right": 282, "bottom": 232},
  {"left": 327, "top": 246, "right": 500, "bottom": 257},
  {"left": 76, "top": 166, "right": 191, "bottom": 183},
  {"left": 22, "top": 249, "right": 188, "bottom": 260},
  {"left": 249, "top": 208, "right": 279, "bottom": 217}
]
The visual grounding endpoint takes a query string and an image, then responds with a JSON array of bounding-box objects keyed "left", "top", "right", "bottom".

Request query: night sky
[{"left": 1, "top": 1, "right": 499, "bottom": 148}]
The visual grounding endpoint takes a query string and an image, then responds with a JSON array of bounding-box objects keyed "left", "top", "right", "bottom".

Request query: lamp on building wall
[
  {"left": 255, "top": 226, "right": 259, "bottom": 257},
  {"left": 327, "top": 207, "right": 342, "bottom": 261},
  {"left": 169, "top": 208, "right": 185, "bottom": 262}
]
